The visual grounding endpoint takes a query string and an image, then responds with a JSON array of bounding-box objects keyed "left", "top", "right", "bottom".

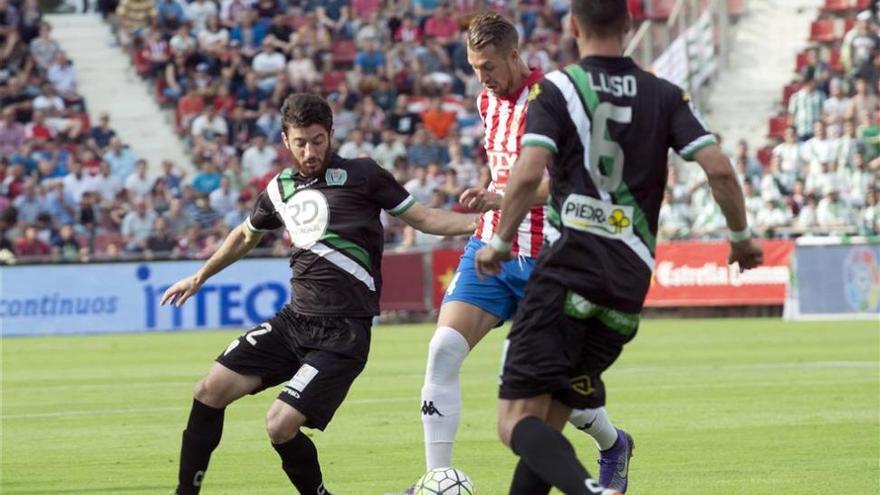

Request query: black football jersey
[
  {"left": 247, "top": 154, "right": 415, "bottom": 317},
  {"left": 520, "top": 56, "right": 715, "bottom": 312}
]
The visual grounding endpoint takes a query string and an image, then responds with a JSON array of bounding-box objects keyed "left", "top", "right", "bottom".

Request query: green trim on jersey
[
  {"left": 679, "top": 134, "right": 718, "bottom": 160},
  {"left": 319, "top": 231, "right": 371, "bottom": 270},
  {"left": 279, "top": 169, "right": 297, "bottom": 200},
  {"left": 521, "top": 133, "right": 559, "bottom": 153},
  {"left": 563, "top": 64, "right": 657, "bottom": 253},
  {"left": 563, "top": 290, "right": 639, "bottom": 336},
  {"left": 389, "top": 196, "right": 416, "bottom": 216},
  {"left": 547, "top": 200, "right": 561, "bottom": 227}
]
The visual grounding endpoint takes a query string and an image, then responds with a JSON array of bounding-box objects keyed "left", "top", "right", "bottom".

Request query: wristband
[
  {"left": 489, "top": 236, "right": 512, "bottom": 254},
  {"left": 729, "top": 228, "right": 752, "bottom": 242}
]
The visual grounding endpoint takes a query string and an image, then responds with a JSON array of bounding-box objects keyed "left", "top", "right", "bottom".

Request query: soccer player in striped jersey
[
  {"left": 404, "top": 11, "right": 631, "bottom": 494},
  {"left": 476, "top": 1, "right": 762, "bottom": 493}
]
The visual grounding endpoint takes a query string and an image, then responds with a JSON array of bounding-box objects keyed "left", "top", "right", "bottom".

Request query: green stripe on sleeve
[{"left": 389, "top": 196, "right": 416, "bottom": 216}]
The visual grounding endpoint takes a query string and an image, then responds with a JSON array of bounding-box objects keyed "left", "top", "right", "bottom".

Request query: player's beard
[{"left": 294, "top": 147, "right": 332, "bottom": 177}]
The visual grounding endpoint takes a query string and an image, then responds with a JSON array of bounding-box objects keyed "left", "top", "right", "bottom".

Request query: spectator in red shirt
[
  {"left": 424, "top": 3, "right": 460, "bottom": 47},
  {"left": 15, "top": 224, "right": 50, "bottom": 257}
]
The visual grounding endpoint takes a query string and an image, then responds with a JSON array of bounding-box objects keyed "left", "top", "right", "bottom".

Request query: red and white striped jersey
[{"left": 475, "top": 68, "right": 547, "bottom": 258}]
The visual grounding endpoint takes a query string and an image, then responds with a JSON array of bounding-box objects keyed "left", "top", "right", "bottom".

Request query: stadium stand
[{"left": 1, "top": 0, "right": 878, "bottom": 266}]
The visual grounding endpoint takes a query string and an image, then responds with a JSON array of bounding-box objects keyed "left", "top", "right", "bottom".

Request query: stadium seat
[
  {"left": 332, "top": 40, "right": 357, "bottom": 65},
  {"left": 782, "top": 83, "right": 801, "bottom": 106},
  {"left": 322, "top": 70, "right": 345, "bottom": 94},
  {"left": 757, "top": 146, "right": 774, "bottom": 170},
  {"left": 728, "top": 0, "right": 745, "bottom": 18},
  {"left": 809, "top": 20, "right": 838, "bottom": 43},
  {"left": 285, "top": 13, "right": 308, "bottom": 30},
  {"left": 628, "top": 0, "right": 646, "bottom": 21},
  {"left": 821, "top": 0, "right": 855, "bottom": 14},
  {"left": 647, "top": 0, "right": 677, "bottom": 20},
  {"left": 829, "top": 48, "right": 844, "bottom": 72},
  {"left": 767, "top": 116, "right": 788, "bottom": 140},
  {"left": 856, "top": 0, "right": 871, "bottom": 9},
  {"left": 795, "top": 50, "right": 810, "bottom": 73},
  {"left": 175, "top": 94, "right": 204, "bottom": 135}
]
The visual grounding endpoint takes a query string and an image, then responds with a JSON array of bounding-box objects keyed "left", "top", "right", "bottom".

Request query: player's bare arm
[
  {"left": 160, "top": 223, "right": 265, "bottom": 307},
  {"left": 398, "top": 202, "right": 479, "bottom": 235},
  {"left": 458, "top": 177, "right": 550, "bottom": 212},
  {"left": 693, "top": 145, "right": 764, "bottom": 271},
  {"left": 475, "top": 145, "right": 550, "bottom": 276}
]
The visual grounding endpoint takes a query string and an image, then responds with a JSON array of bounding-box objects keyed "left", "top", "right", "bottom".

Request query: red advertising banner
[
  {"left": 432, "top": 247, "right": 465, "bottom": 309},
  {"left": 380, "top": 251, "right": 428, "bottom": 311},
  {"left": 645, "top": 239, "right": 794, "bottom": 307}
]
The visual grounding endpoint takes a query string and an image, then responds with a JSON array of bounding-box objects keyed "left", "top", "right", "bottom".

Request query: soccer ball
[{"left": 414, "top": 467, "right": 475, "bottom": 495}]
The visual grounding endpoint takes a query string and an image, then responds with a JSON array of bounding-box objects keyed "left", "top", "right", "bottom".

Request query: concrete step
[{"left": 45, "top": 13, "right": 193, "bottom": 178}]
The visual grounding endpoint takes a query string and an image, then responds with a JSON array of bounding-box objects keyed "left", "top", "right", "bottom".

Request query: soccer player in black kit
[
  {"left": 161, "top": 93, "right": 477, "bottom": 495},
  {"left": 476, "top": 1, "right": 764, "bottom": 494}
]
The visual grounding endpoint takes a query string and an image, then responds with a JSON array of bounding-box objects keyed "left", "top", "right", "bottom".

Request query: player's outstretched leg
[
  {"left": 420, "top": 325, "right": 470, "bottom": 470},
  {"left": 500, "top": 397, "right": 621, "bottom": 495},
  {"left": 266, "top": 399, "right": 330, "bottom": 495},
  {"left": 509, "top": 459, "right": 551, "bottom": 494},
  {"left": 176, "top": 363, "right": 260, "bottom": 495},
  {"left": 569, "top": 408, "right": 634, "bottom": 492}
]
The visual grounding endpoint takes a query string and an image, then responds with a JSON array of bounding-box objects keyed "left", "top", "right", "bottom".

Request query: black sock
[
  {"left": 510, "top": 416, "right": 598, "bottom": 495},
  {"left": 509, "top": 458, "right": 551, "bottom": 495},
  {"left": 176, "top": 399, "right": 225, "bottom": 495},
  {"left": 272, "top": 433, "right": 327, "bottom": 495}
]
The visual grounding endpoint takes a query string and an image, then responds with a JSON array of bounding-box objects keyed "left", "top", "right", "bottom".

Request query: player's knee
[
  {"left": 497, "top": 415, "right": 516, "bottom": 448},
  {"left": 193, "top": 375, "right": 233, "bottom": 408},
  {"left": 425, "top": 327, "right": 469, "bottom": 384},
  {"left": 265, "top": 410, "right": 300, "bottom": 444}
]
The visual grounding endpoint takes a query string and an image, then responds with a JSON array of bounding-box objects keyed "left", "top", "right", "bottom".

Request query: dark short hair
[
  {"left": 281, "top": 93, "right": 333, "bottom": 135},
  {"left": 467, "top": 11, "right": 518, "bottom": 53},
  {"left": 570, "top": 0, "right": 630, "bottom": 39}
]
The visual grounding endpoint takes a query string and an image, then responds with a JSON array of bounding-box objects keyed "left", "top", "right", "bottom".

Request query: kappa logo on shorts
[
  {"left": 287, "top": 364, "right": 319, "bottom": 393},
  {"left": 571, "top": 375, "right": 596, "bottom": 396}
]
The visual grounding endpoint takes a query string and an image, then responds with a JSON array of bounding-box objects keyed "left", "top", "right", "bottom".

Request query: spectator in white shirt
[
  {"left": 338, "top": 129, "right": 374, "bottom": 159},
  {"left": 62, "top": 161, "right": 91, "bottom": 202},
  {"left": 804, "top": 161, "right": 836, "bottom": 197},
  {"left": 209, "top": 176, "right": 238, "bottom": 216},
  {"left": 251, "top": 39, "right": 286, "bottom": 92},
  {"left": 795, "top": 194, "right": 819, "bottom": 231},
  {"left": 773, "top": 125, "right": 804, "bottom": 179},
  {"left": 372, "top": 129, "right": 407, "bottom": 171},
  {"left": 125, "top": 159, "right": 156, "bottom": 198},
  {"left": 657, "top": 188, "right": 691, "bottom": 240},
  {"left": 121, "top": 198, "right": 158, "bottom": 251},
  {"left": 87, "top": 161, "right": 124, "bottom": 205},
  {"left": 190, "top": 104, "right": 229, "bottom": 149},
  {"left": 802, "top": 120, "right": 837, "bottom": 175},
  {"left": 822, "top": 78, "right": 850, "bottom": 134},
  {"left": 816, "top": 183, "right": 853, "bottom": 228},
  {"left": 47, "top": 52, "right": 78, "bottom": 100},
  {"left": 241, "top": 133, "right": 277, "bottom": 178},
  {"left": 754, "top": 194, "right": 791, "bottom": 235},
  {"left": 187, "top": 0, "right": 217, "bottom": 33},
  {"left": 404, "top": 166, "right": 436, "bottom": 205}
]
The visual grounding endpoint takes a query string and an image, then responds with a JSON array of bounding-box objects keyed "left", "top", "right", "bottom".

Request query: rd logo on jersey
[
  {"left": 561, "top": 194, "right": 634, "bottom": 240},
  {"left": 281, "top": 189, "right": 329, "bottom": 249}
]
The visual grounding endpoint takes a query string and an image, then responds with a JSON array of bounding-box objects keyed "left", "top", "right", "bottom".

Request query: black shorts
[
  {"left": 216, "top": 306, "right": 371, "bottom": 430},
  {"left": 498, "top": 274, "right": 639, "bottom": 410}
]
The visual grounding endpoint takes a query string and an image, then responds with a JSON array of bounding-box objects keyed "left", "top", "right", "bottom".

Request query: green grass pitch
[{"left": 2, "top": 319, "right": 878, "bottom": 494}]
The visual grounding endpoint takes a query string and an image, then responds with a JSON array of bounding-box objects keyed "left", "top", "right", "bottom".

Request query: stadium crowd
[{"left": 1, "top": 0, "right": 878, "bottom": 264}]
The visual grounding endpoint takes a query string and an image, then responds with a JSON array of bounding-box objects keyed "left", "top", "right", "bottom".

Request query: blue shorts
[{"left": 441, "top": 237, "right": 536, "bottom": 322}]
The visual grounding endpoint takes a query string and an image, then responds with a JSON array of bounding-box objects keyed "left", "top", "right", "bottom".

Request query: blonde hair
[{"left": 466, "top": 11, "right": 518, "bottom": 53}]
